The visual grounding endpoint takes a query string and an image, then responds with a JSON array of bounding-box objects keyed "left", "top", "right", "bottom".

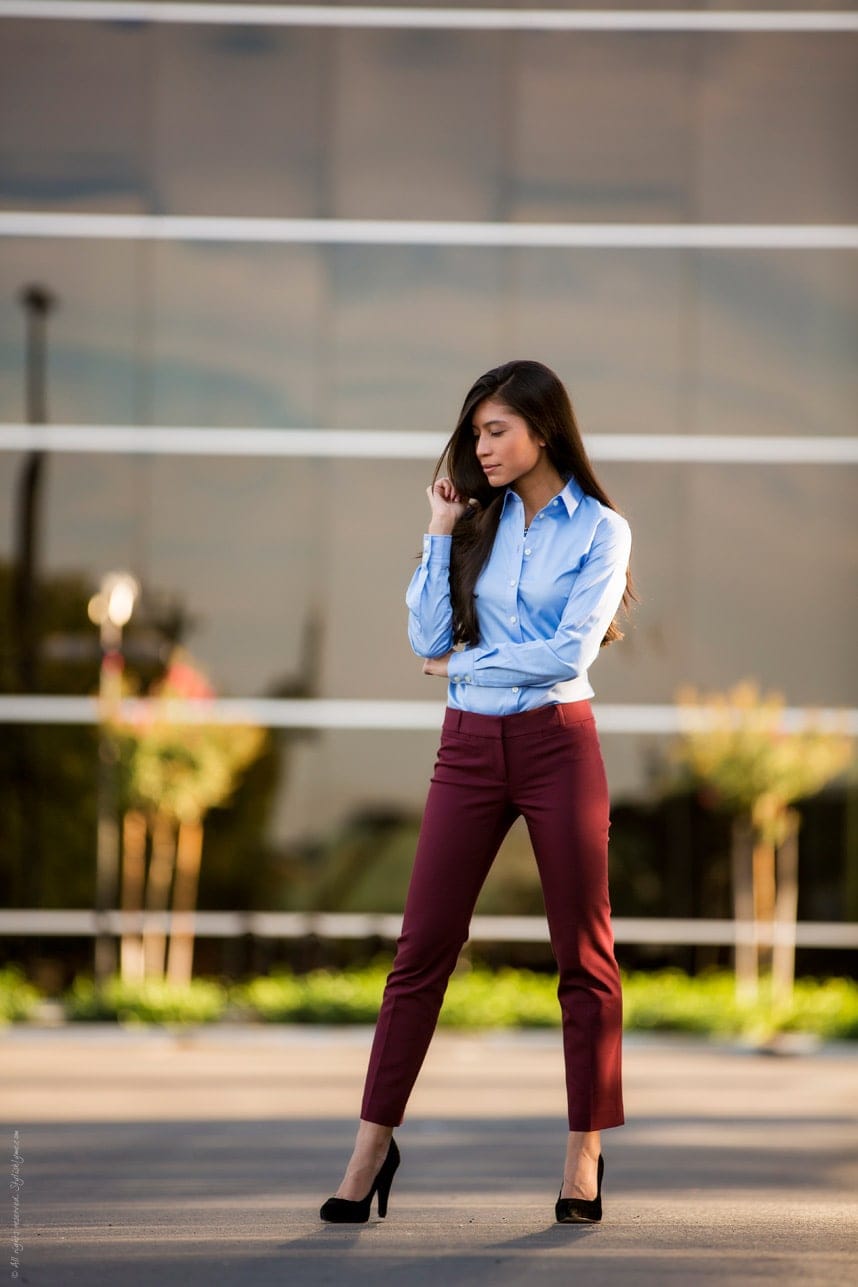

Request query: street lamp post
[
  {"left": 88, "top": 573, "right": 140, "bottom": 985},
  {"left": 13, "top": 285, "right": 56, "bottom": 914},
  {"left": 14, "top": 284, "right": 56, "bottom": 693}
]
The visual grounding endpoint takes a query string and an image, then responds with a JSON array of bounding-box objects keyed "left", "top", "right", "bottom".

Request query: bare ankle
[
  {"left": 333, "top": 1121, "right": 395, "bottom": 1200},
  {"left": 355, "top": 1120, "right": 393, "bottom": 1154}
]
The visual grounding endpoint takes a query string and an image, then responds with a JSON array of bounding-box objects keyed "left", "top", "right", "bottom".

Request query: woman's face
[{"left": 471, "top": 397, "right": 545, "bottom": 489}]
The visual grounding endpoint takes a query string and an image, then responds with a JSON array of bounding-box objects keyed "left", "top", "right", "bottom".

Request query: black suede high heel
[
  {"left": 320, "top": 1138, "right": 400, "bottom": 1223},
  {"left": 555, "top": 1152, "right": 604, "bottom": 1224}
]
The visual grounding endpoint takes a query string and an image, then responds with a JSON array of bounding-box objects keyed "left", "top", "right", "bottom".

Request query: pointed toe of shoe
[
  {"left": 555, "top": 1153, "right": 604, "bottom": 1224},
  {"left": 554, "top": 1194, "right": 602, "bottom": 1223},
  {"left": 319, "top": 1196, "right": 371, "bottom": 1224}
]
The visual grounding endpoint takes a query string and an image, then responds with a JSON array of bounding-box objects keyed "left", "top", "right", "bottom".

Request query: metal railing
[{"left": 1, "top": 909, "right": 855, "bottom": 949}]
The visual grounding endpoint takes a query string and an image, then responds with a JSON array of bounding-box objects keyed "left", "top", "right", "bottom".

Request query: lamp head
[{"left": 87, "top": 572, "right": 140, "bottom": 629}]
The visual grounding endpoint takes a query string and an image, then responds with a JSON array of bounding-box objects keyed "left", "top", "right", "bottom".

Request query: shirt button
[
  {"left": 509, "top": 615, "right": 517, "bottom": 623},
  {"left": 512, "top": 687, "right": 519, "bottom": 693},
  {"left": 553, "top": 498, "right": 559, "bottom": 505},
  {"left": 524, "top": 548, "right": 532, "bottom": 556},
  {"left": 509, "top": 579, "right": 516, "bottom": 586}
]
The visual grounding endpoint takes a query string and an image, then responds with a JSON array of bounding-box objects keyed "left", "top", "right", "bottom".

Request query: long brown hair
[{"left": 429, "top": 359, "right": 640, "bottom": 647}]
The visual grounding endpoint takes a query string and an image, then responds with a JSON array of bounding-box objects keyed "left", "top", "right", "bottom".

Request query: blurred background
[{"left": 0, "top": 1, "right": 856, "bottom": 1001}]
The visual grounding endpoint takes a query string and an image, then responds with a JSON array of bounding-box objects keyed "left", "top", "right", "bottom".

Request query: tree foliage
[
  {"left": 112, "top": 648, "right": 267, "bottom": 825},
  {"left": 669, "top": 679, "right": 853, "bottom": 844}
]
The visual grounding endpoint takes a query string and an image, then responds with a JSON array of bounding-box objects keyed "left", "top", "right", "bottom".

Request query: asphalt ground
[{"left": 2, "top": 1024, "right": 857, "bottom": 1286}]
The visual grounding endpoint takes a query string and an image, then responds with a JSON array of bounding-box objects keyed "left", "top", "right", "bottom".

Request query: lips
[{"left": 483, "top": 465, "right": 501, "bottom": 474}]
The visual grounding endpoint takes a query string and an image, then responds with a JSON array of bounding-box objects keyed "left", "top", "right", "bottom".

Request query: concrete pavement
[{"left": 2, "top": 1024, "right": 857, "bottom": 1285}]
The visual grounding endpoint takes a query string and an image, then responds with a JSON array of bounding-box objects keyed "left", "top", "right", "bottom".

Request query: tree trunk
[
  {"left": 731, "top": 813, "right": 758, "bottom": 1001},
  {"left": 844, "top": 778, "right": 858, "bottom": 923},
  {"left": 772, "top": 809, "right": 800, "bottom": 1007},
  {"left": 752, "top": 835, "right": 777, "bottom": 976},
  {"left": 143, "top": 812, "right": 176, "bottom": 979},
  {"left": 119, "top": 809, "right": 147, "bottom": 983},
  {"left": 166, "top": 819, "right": 204, "bottom": 988}
]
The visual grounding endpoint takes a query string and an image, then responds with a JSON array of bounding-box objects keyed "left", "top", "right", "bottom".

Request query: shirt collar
[{"left": 500, "top": 472, "right": 585, "bottom": 520}]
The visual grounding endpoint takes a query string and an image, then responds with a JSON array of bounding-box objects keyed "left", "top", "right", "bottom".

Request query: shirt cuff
[
  {"left": 446, "top": 648, "right": 474, "bottom": 686},
  {"left": 421, "top": 533, "right": 453, "bottom": 568}
]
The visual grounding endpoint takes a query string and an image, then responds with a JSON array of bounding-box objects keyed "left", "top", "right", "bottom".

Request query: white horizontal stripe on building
[
  {"left": 2, "top": 4, "right": 858, "bottom": 34},
  {"left": 0, "top": 909, "right": 855, "bottom": 949},
  {"left": 2, "top": 212, "right": 857, "bottom": 248},
  {"left": 1, "top": 696, "right": 855, "bottom": 736},
  {"left": 2, "top": 425, "right": 856, "bottom": 464}
]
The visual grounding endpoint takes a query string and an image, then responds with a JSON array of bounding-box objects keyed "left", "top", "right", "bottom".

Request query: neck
[{"left": 511, "top": 462, "right": 567, "bottom": 520}]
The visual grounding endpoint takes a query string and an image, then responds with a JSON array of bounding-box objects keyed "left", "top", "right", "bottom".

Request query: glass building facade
[{"left": 1, "top": 3, "right": 856, "bottom": 864}]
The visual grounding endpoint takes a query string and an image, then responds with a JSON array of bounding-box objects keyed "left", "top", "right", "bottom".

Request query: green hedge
[
  {"left": 1, "top": 964, "right": 857, "bottom": 1039},
  {"left": 232, "top": 965, "right": 858, "bottom": 1041},
  {"left": 0, "top": 966, "right": 41, "bottom": 1024},
  {"left": 64, "top": 975, "right": 228, "bottom": 1025}
]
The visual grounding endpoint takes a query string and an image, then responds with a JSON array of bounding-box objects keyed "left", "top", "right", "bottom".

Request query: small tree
[
  {"left": 669, "top": 680, "right": 853, "bottom": 1004},
  {"left": 114, "top": 649, "right": 266, "bottom": 985}
]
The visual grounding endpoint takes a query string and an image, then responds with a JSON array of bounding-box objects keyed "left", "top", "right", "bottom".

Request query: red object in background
[{"left": 159, "top": 656, "right": 216, "bottom": 701}]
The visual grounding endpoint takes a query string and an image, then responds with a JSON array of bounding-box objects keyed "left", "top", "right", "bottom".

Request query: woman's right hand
[{"left": 426, "top": 478, "right": 472, "bottom": 533}]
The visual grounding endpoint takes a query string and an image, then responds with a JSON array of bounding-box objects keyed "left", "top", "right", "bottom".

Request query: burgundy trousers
[{"left": 360, "top": 699, "right": 625, "bottom": 1132}]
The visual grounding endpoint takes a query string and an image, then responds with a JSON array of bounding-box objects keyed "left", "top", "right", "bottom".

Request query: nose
[{"left": 475, "top": 435, "right": 491, "bottom": 459}]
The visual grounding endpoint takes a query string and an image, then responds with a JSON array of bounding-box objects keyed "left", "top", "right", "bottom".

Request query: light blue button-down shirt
[{"left": 406, "top": 474, "right": 632, "bottom": 715}]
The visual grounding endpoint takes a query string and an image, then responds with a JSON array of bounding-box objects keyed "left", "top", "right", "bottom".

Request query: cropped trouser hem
[{"left": 359, "top": 699, "right": 625, "bottom": 1132}]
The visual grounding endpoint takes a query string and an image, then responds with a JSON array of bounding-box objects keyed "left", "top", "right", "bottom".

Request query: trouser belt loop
[{"left": 454, "top": 709, "right": 464, "bottom": 733}]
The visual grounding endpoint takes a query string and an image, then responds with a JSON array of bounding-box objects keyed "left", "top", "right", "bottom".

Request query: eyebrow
[{"left": 471, "top": 419, "right": 508, "bottom": 430}]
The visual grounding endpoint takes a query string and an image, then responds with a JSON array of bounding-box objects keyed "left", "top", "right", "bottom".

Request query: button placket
[{"left": 506, "top": 525, "right": 524, "bottom": 621}]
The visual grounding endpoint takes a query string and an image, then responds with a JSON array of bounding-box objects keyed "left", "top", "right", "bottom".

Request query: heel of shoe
[
  {"left": 375, "top": 1138, "right": 400, "bottom": 1218},
  {"left": 376, "top": 1176, "right": 392, "bottom": 1218}
]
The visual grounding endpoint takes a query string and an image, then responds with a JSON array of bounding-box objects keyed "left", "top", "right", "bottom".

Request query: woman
[{"left": 320, "top": 359, "right": 638, "bottom": 1226}]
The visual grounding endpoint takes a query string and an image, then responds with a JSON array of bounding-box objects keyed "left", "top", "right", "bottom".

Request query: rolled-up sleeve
[
  {"left": 447, "top": 516, "right": 631, "bottom": 688},
  {"left": 405, "top": 533, "right": 455, "bottom": 658}
]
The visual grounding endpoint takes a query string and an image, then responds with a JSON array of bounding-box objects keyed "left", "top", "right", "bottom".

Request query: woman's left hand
[{"left": 422, "top": 651, "right": 452, "bottom": 677}]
